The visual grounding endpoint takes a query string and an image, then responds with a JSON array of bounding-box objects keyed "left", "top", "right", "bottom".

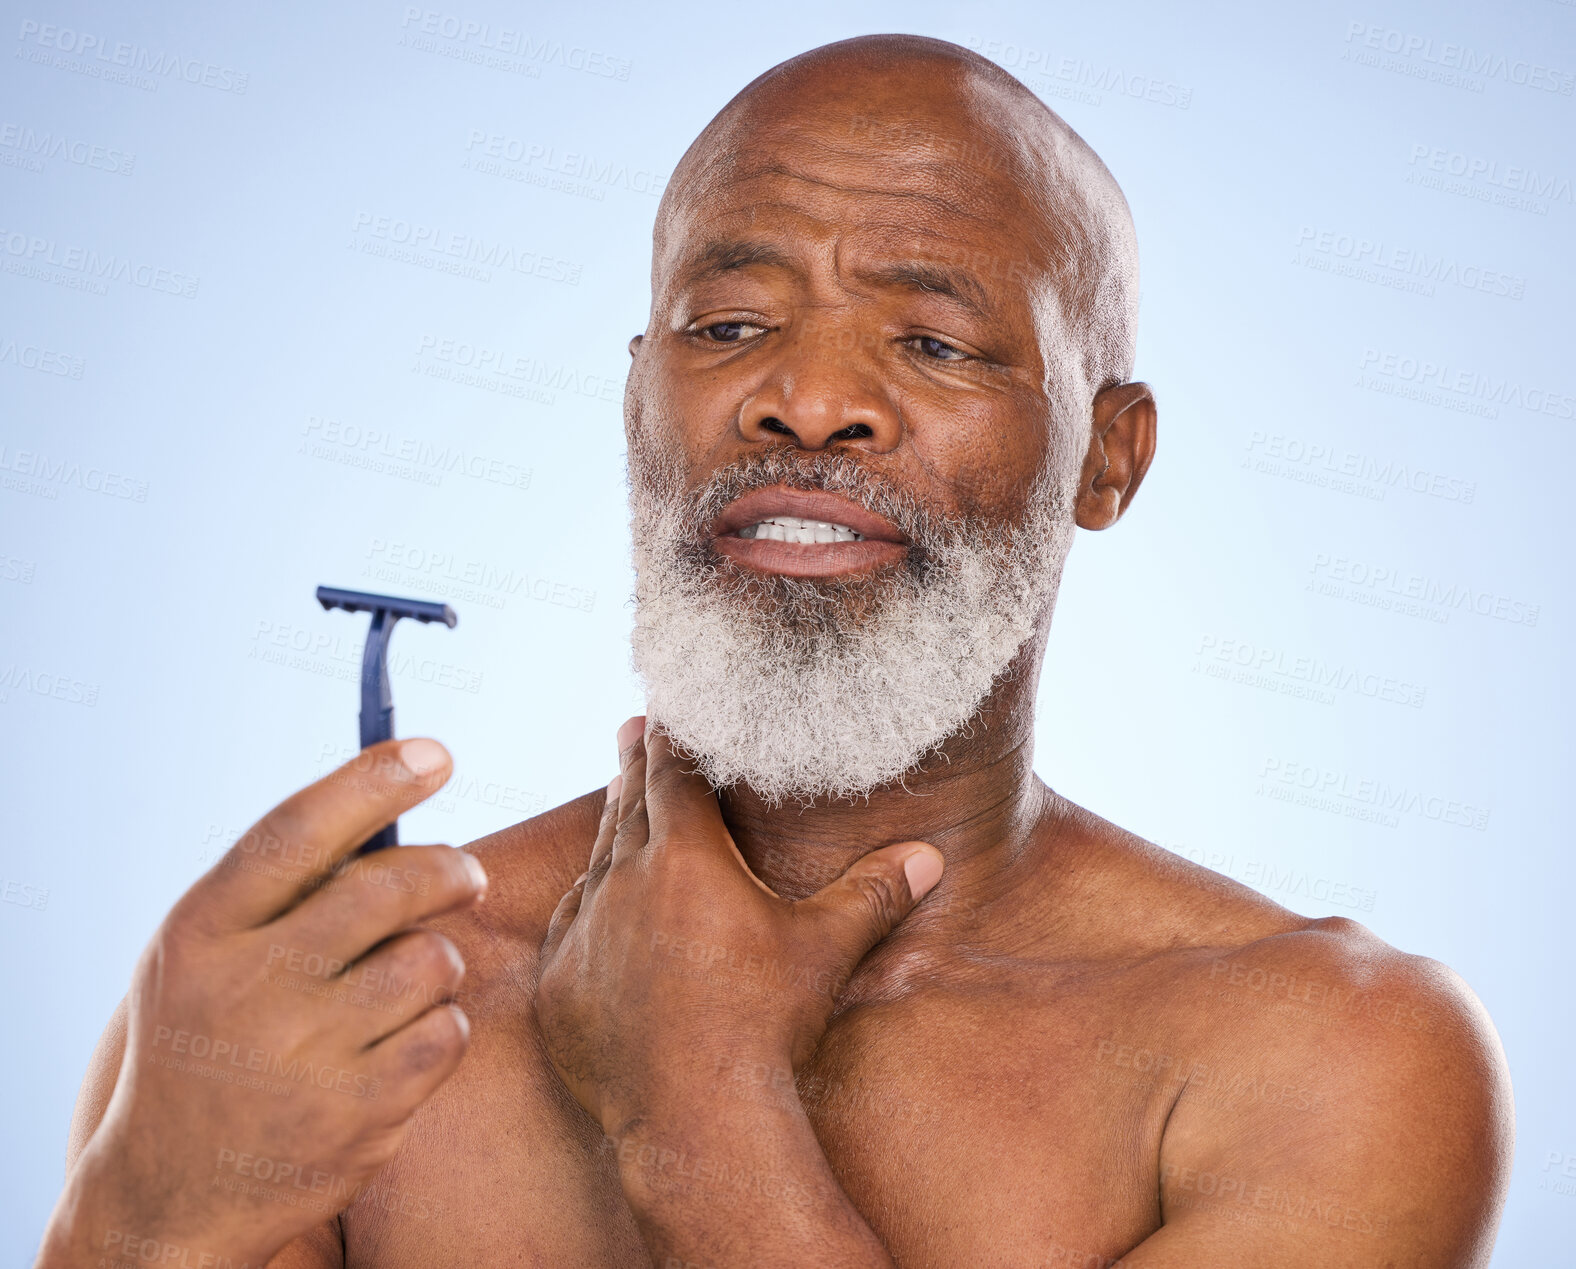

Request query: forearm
[{"left": 612, "top": 1076, "right": 894, "bottom": 1269}]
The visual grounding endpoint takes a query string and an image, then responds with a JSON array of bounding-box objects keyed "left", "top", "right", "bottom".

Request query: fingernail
[
  {"left": 607, "top": 774, "right": 623, "bottom": 800},
  {"left": 617, "top": 716, "right": 645, "bottom": 751},
  {"left": 400, "top": 738, "right": 448, "bottom": 777},
  {"left": 459, "top": 852, "right": 488, "bottom": 897},
  {"left": 903, "top": 847, "right": 944, "bottom": 901}
]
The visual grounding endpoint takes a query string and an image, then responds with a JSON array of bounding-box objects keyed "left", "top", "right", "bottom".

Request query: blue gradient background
[{"left": 2, "top": 0, "right": 1571, "bottom": 1262}]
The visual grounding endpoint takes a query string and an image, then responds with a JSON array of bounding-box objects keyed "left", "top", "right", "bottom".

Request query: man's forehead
[
  {"left": 704, "top": 44, "right": 1033, "bottom": 172},
  {"left": 728, "top": 106, "right": 1021, "bottom": 184},
  {"left": 668, "top": 97, "right": 1037, "bottom": 229},
  {"left": 657, "top": 125, "right": 1051, "bottom": 301},
  {"left": 664, "top": 216, "right": 1037, "bottom": 321}
]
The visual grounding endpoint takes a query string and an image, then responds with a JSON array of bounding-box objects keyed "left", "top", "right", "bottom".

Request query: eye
[
  {"left": 694, "top": 321, "right": 767, "bottom": 343},
  {"left": 911, "top": 335, "right": 968, "bottom": 362}
]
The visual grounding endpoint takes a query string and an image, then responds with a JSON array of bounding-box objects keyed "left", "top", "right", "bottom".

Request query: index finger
[
  {"left": 192, "top": 737, "right": 452, "bottom": 929},
  {"left": 640, "top": 720, "right": 725, "bottom": 843}
]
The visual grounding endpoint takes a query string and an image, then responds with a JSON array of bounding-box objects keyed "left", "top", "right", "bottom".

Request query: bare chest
[{"left": 340, "top": 978, "right": 1183, "bottom": 1268}]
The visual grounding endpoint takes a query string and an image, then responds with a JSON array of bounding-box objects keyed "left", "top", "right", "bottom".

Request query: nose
[{"left": 737, "top": 324, "right": 902, "bottom": 452}]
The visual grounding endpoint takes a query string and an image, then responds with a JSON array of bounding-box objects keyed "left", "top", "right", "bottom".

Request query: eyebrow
[
  {"left": 678, "top": 238, "right": 796, "bottom": 287},
  {"left": 857, "top": 260, "right": 994, "bottom": 320},
  {"left": 678, "top": 238, "right": 995, "bottom": 321}
]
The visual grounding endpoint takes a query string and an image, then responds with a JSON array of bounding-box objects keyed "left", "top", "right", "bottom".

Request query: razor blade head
[{"left": 315, "top": 586, "right": 457, "bottom": 628}]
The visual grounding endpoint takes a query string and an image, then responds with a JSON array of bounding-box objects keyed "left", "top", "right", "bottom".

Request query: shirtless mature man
[{"left": 38, "top": 33, "right": 1512, "bottom": 1269}]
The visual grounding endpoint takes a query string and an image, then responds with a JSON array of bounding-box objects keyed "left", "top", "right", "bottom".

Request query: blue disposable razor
[{"left": 315, "top": 586, "right": 458, "bottom": 852}]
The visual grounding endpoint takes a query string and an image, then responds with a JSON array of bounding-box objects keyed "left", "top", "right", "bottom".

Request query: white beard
[{"left": 627, "top": 447, "right": 1070, "bottom": 808}]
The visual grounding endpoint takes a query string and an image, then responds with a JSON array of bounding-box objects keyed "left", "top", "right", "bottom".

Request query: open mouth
[
  {"left": 737, "top": 516, "right": 864, "bottom": 543},
  {"left": 710, "top": 485, "right": 910, "bottom": 578}
]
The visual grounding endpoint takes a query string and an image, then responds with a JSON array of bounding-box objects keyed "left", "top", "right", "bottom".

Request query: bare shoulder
[
  {"left": 462, "top": 786, "right": 607, "bottom": 927},
  {"left": 1179, "top": 905, "right": 1515, "bottom": 1149},
  {"left": 429, "top": 788, "right": 606, "bottom": 998},
  {"left": 1070, "top": 807, "right": 1517, "bottom": 1263},
  {"left": 1059, "top": 801, "right": 1514, "bottom": 1246},
  {"left": 1056, "top": 801, "right": 1503, "bottom": 1053},
  {"left": 1095, "top": 810, "right": 1513, "bottom": 1088},
  {"left": 1139, "top": 914, "right": 1514, "bottom": 1262},
  {"left": 1118, "top": 805, "right": 1507, "bottom": 1114},
  {"left": 1190, "top": 909, "right": 1499, "bottom": 1046}
]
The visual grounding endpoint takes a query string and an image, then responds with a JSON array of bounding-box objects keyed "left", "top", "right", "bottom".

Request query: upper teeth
[{"left": 738, "top": 516, "right": 863, "bottom": 544}]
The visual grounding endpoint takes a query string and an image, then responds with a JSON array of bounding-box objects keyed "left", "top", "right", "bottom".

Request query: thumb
[{"left": 801, "top": 842, "right": 944, "bottom": 966}]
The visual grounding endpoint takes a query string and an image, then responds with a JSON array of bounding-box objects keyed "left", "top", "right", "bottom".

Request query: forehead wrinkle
[
  {"left": 667, "top": 214, "right": 1039, "bottom": 336},
  {"left": 700, "top": 159, "right": 1000, "bottom": 226},
  {"left": 848, "top": 260, "right": 994, "bottom": 320},
  {"left": 726, "top": 99, "right": 1014, "bottom": 188},
  {"left": 671, "top": 140, "right": 1055, "bottom": 300},
  {"left": 671, "top": 229, "right": 1008, "bottom": 325}
]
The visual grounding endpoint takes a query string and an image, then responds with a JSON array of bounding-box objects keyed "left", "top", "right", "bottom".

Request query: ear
[
  {"left": 628, "top": 334, "right": 643, "bottom": 357},
  {"left": 1074, "top": 381, "right": 1157, "bottom": 530}
]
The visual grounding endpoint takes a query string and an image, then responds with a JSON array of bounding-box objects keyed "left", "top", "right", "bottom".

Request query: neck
[{"left": 716, "top": 630, "right": 1057, "bottom": 911}]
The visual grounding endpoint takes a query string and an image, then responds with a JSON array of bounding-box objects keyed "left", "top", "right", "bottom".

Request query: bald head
[{"left": 653, "top": 33, "right": 1140, "bottom": 398}]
